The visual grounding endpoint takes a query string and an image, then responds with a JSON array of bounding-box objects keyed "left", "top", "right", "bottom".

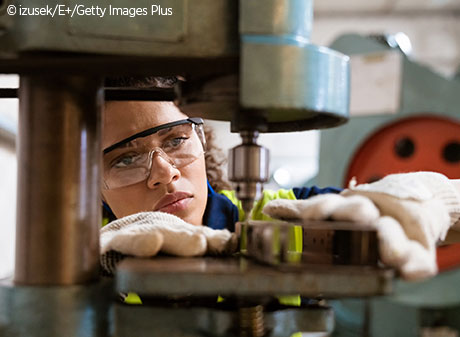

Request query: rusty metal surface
[{"left": 116, "top": 257, "right": 393, "bottom": 298}]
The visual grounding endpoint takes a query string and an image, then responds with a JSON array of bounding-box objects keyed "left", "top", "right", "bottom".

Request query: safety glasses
[{"left": 102, "top": 118, "right": 205, "bottom": 189}]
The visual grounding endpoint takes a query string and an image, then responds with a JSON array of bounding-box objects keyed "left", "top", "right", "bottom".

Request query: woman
[{"left": 100, "top": 76, "right": 460, "bottom": 281}]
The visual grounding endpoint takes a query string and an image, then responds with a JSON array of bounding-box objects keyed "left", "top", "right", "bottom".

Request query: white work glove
[
  {"left": 100, "top": 211, "right": 237, "bottom": 276},
  {"left": 263, "top": 172, "right": 460, "bottom": 281}
]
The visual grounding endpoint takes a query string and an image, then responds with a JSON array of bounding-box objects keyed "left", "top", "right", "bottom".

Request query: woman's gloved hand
[
  {"left": 100, "top": 211, "right": 237, "bottom": 276},
  {"left": 263, "top": 172, "right": 460, "bottom": 281}
]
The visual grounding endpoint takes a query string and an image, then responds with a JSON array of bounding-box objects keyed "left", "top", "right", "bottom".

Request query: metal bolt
[{"left": 238, "top": 305, "right": 265, "bottom": 337}]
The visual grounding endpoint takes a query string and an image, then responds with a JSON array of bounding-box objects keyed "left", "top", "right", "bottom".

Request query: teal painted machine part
[
  {"left": 239, "top": 0, "right": 350, "bottom": 132},
  {"left": 240, "top": 38, "right": 350, "bottom": 123},
  {"left": 391, "top": 268, "right": 460, "bottom": 308},
  {"left": 239, "top": 0, "right": 313, "bottom": 38},
  {"left": 242, "top": 35, "right": 310, "bottom": 47}
]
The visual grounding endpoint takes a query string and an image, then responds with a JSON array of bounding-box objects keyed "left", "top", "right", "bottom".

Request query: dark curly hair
[
  {"left": 203, "top": 124, "right": 232, "bottom": 191},
  {"left": 104, "top": 76, "right": 232, "bottom": 192}
]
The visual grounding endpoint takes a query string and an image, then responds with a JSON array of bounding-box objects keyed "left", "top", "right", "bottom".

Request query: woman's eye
[
  {"left": 112, "top": 153, "right": 142, "bottom": 168},
  {"left": 163, "top": 137, "right": 189, "bottom": 150}
]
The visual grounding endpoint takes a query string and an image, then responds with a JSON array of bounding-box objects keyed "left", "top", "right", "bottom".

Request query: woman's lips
[
  {"left": 157, "top": 197, "right": 192, "bottom": 214},
  {"left": 154, "top": 191, "right": 193, "bottom": 214}
]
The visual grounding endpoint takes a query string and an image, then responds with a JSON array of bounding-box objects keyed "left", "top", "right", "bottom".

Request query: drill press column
[{"left": 15, "top": 75, "right": 102, "bottom": 285}]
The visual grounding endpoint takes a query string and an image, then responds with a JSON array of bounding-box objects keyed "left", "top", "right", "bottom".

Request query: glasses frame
[{"left": 103, "top": 117, "right": 205, "bottom": 154}]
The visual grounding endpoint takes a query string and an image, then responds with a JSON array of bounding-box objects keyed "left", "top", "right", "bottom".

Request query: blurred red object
[{"left": 345, "top": 115, "right": 460, "bottom": 186}]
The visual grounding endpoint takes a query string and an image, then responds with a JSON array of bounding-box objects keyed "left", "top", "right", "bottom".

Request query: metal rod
[
  {"left": 0, "top": 88, "right": 18, "bottom": 98},
  {"left": 0, "top": 88, "right": 176, "bottom": 101},
  {"left": 15, "top": 75, "right": 103, "bottom": 285},
  {"left": 104, "top": 88, "right": 176, "bottom": 101}
]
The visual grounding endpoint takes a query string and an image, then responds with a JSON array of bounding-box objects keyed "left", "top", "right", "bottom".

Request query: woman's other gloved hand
[
  {"left": 100, "top": 211, "right": 237, "bottom": 276},
  {"left": 263, "top": 172, "right": 460, "bottom": 281}
]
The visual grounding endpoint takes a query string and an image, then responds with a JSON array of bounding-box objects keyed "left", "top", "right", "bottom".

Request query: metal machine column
[
  {"left": 15, "top": 75, "right": 103, "bottom": 285},
  {"left": 0, "top": 75, "right": 111, "bottom": 337}
]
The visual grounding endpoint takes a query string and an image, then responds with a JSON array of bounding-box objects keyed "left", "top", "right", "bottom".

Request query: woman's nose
[{"left": 146, "top": 152, "right": 181, "bottom": 188}]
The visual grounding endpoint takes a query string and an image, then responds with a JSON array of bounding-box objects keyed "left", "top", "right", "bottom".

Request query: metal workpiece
[
  {"left": 228, "top": 131, "right": 269, "bottom": 217},
  {"left": 245, "top": 220, "right": 379, "bottom": 267},
  {"left": 115, "top": 301, "right": 334, "bottom": 337},
  {"left": 116, "top": 257, "right": 393, "bottom": 298},
  {"left": 15, "top": 75, "right": 103, "bottom": 285},
  {"left": 240, "top": 0, "right": 313, "bottom": 39},
  {"left": 0, "top": 278, "right": 113, "bottom": 337}
]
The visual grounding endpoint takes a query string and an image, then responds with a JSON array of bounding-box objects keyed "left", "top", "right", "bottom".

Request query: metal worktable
[{"left": 116, "top": 257, "right": 394, "bottom": 298}]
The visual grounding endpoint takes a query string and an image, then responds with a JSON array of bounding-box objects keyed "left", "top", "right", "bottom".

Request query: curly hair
[
  {"left": 203, "top": 125, "right": 232, "bottom": 191},
  {"left": 104, "top": 76, "right": 232, "bottom": 192},
  {"left": 105, "top": 76, "right": 180, "bottom": 89}
]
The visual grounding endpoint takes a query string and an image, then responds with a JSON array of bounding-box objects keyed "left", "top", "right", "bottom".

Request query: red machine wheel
[{"left": 344, "top": 115, "right": 460, "bottom": 186}]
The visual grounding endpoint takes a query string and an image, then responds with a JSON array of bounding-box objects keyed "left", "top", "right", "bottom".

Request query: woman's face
[{"left": 101, "top": 101, "right": 208, "bottom": 226}]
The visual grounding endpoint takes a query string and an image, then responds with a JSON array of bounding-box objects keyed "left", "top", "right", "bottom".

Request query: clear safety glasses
[{"left": 102, "top": 118, "right": 206, "bottom": 190}]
